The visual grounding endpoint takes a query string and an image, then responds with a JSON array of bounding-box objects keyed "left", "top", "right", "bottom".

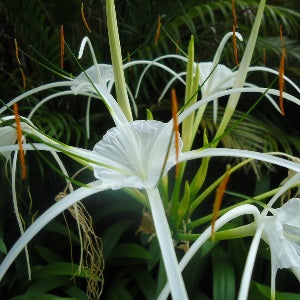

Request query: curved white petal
[
  {"left": 72, "top": 64, "right": 114, "bottom": 91},
  {"left": 0, "top": 126, "right": 17, "bottom": 159},
  {"left": 92, "top": 120, "right": 181, "bottom": 189},
  {"left": 199, "top": 62, "right": 236, "bottom": 97},
  {"left": 0, "top": 81, "right": 76, "bottom": 115},
  {"left": 180, "top": 148, "right": 300, "bottom": 173}
]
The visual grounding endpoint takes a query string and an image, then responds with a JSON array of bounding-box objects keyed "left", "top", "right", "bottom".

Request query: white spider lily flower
[
  {"left": 262, "top": 198, "right": 300, "bottom": 298},
  {"left": 135, "top": 31, "right": 299, "bottom": 125},
  {"left": 92, "top": 120, "right": 181, "bottom": 189}
]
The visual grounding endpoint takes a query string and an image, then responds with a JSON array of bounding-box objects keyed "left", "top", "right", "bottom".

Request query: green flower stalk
[{"left": 106, "top": 0, "right": 132, "bottom": 121}]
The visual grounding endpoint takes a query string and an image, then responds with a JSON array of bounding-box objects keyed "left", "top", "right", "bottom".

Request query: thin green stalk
[
  {"left": 106, "top": 0, "right": 133, "bottom": 121},
  {"left": 175, "top": 222, "right": 257, "bottom": 242},
  {"left": 188, "top": 181, "right": 300, "bottom": 230}
]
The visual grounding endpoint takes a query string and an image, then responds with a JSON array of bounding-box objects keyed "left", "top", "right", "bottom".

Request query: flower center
[{"left": 91, "top": 120, "right": 182, "bottom": 189}]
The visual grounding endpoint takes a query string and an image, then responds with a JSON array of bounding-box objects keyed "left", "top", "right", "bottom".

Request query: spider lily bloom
[
  {"left": 135, "top": 32, "right": 299, "bottom": 125},
  {"left": 158, "top": 172, "right": 300, "bottom": 300},
  {"left": 0, "top": 37, "right": 128, "bottom": 129},
  {"left": 262, "top": 198, "right": 300, "bottom": 298}
]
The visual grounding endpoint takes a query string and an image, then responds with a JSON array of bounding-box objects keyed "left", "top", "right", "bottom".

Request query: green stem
[
  {"left": 188, "top": 181, "right": 300, "bottom": 230},
  {"left": 106, "top": 0, "right": 133, "bottom": 121},
  {"left": 175, "top": 223, "right": 256, "bottom": 242}
]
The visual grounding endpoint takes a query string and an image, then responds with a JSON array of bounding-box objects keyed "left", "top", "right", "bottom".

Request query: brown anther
[
  {"left": 263, "top": 48, "right": 266, "bottom": 66},
  {"left": 232, "top": 0, "right": 238, "bottom": 28},
  {"left": 19, "top": 67, "right": 26, "bottom": 90},
  {"left": 155, "top": 15, "right": 161, "bottom": 45},
  {"left": 279, "top": 25, "right": 285, "bottom": 116},
  {"left": 14, "top": 39, "right": 22, "bottom": 66},
  {"left": 81, "top": 3, "right": 92, "bottom": 33},
  {"left": 175, "top": 39, "right": 180, "bottom": 54},
  {"left": 232, "top": 24, "right": 239, "bottom": 66},
  {"left": 60, "top": 25, "right": 65, "bottom": 69}
]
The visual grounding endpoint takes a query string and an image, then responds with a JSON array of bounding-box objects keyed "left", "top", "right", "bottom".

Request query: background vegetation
[{"left": 0, "top": 0, "right": 299, "bottom": 299}]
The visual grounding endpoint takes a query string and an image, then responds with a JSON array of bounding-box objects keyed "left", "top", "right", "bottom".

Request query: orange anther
[
  {"left": 211, "top": 167, "right": 230, "bottom": 241},
  {"left": 13, "top": 103, "right": 26, "bottom": 180}
]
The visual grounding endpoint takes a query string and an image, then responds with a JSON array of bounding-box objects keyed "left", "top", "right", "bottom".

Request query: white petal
[
  {"left": 92, "top": 120, "right": 181, "bottom": 189},
  {"left": 276, "top": 198, "right": 300, "bottom": 228},
  {"left": 263, "top": 212, "right": 300, "bottom": 270},
  {"left": 199, "top": 62, "right": 235, "bottom": 96},
  {"left": 0, "top": 126, "right": 17, "bottom": 159},
  {"left": 73, "top": 64, "right": 114, "bottom": 92}
]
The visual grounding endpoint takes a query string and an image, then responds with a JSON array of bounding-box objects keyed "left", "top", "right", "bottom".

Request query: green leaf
[
  {"left": 184, "top": 241, "right": 216, "bottom": 297},
  {"left": 0, "top": 237, "right": 7, "bottom": 254},
  {"left": 252, "top": 281, "right": 300, "bottom": 300},
  {"left": 102, "top": 219, "right": 136, "bottom": 258},
  {"left": 32, "top": 262, "right": 98, "bottom": 280},
  {"left": 33, "top": 294, "right": 79, "bottom": 300},
  {"left": 45, "top": 221, "right": 80, "bottom": 243},
  {"left": 131, "top": 268, "right": 156, "bottom": 300},
  {"left": 10, "top": 276, "right": 71, "bottom": 300},
  {"left": 110, "top": 243, "right": 152, "bottom": 261},
  {"left": 212, "top": 247, "right": 235, "bottom": 300},
  {"left": 35, "top": 245, "right": 63, "bottom": 263},
  {"left": 147, "top": 237, "right": 160, "bottom": 271},
  {"left": 105, "top": 284, "right": 134, "bottom": 300}
]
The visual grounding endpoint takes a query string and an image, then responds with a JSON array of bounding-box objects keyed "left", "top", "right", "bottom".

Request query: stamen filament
[
  {"left": 15, "top": 39, "right": 26, "bottom": 90},
  {"left": 19, "top": 67, "right": 26, "bottom": 90}
]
